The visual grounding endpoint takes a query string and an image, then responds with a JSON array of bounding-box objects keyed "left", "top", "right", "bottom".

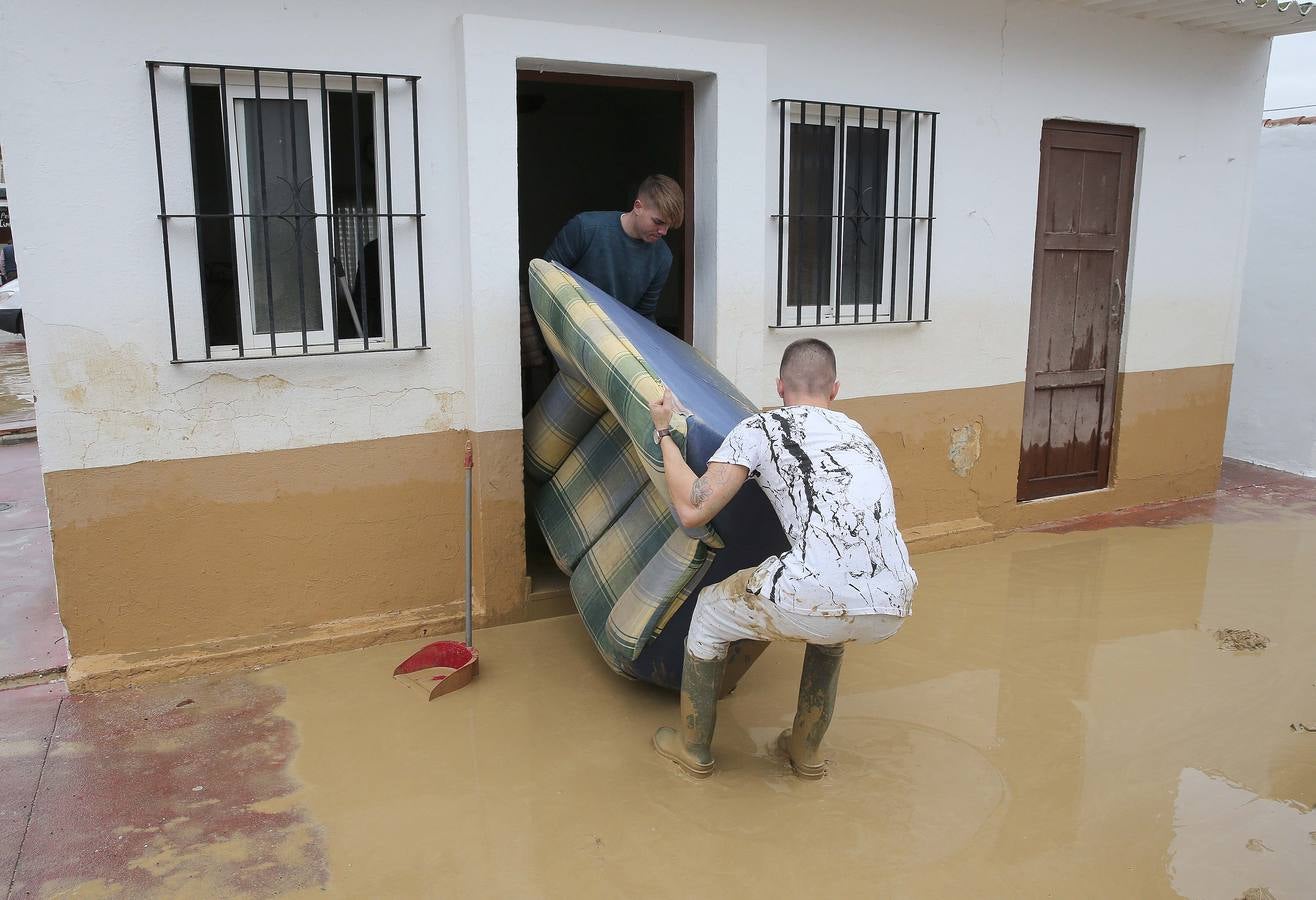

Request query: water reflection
[
  {"left": 0, "top": 335, "right": 34, "bottom": 426},
  {"left": 240, "top": 504, "right": 1316, "bottom": 896},
  {"left": 1171, "top": 767, "right": 1316, "bottom": 899}
]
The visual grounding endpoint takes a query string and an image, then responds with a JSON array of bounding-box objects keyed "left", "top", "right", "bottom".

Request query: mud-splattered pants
[{"left": 685, "top": 566, "right": 904, "bottom": 661}]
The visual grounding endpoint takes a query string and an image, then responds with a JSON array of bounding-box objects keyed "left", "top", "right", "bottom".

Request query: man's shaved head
[{"left": 779, "top": 339, "right": 837, "bottom": 396}]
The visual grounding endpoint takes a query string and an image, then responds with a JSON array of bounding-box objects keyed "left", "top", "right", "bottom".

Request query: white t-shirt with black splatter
[{"left": 708, "top": 405, "right": 917, "bottom": 618}]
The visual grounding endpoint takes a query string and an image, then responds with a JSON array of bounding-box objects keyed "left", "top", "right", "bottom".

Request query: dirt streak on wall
[
  {"left": 837, "top": 363, "right": 1232, "bottom": 533},
  {"left": 47, "top": 364, "right": 1230, "bottom": 689},
  {"left": 46, "top": 430, "right": 525, "bottom": 661}
]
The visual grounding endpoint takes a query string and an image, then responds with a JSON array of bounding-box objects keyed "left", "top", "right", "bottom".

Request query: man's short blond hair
[{"left": 637, "top": 174, "right": 685, "bottom": 229}]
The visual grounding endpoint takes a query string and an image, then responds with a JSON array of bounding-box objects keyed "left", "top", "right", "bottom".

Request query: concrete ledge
[
  {"left": 66, "top": 601, "right": 470, "bottom": 693},
  {"left": 903, "top": 517, "right": 997, "bottom": 554}
]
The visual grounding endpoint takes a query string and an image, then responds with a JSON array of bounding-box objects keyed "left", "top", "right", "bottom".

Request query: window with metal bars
[
  {"left": 773, "top": 100, "right": 937, "bottom": 327},
  {"left": 147, "top": 61, "right": 427, "bottom": 362}
]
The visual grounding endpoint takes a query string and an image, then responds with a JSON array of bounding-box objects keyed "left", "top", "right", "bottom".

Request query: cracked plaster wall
[
  {"left": 0, "top": 0, "right": 1269, "bottom": 476},
  {"left": 35, "top": 328, "right": 463, "bottom": 471}
]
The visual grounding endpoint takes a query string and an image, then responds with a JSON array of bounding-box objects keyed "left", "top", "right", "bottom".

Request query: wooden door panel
[
  {"left": 1031, "top": 384, "right": 1103, "bottom": 481},
  {"left": 1074, "top": 251, "right": 1112, "bottom": 371},
  {"left": 1046, "top": 149, "right": 1086, "bottom": 233},
  {"left": 1046, "top": 388, "right": 1080, "bottom": 475},
  {"left": 1069, "top": 385, "right": 1102, "bottom": 473},
  {"left": 1018, "top": 120, "right": 1138, "bottom": 502},
  {"left": 1079, "top": 151, "right": 1121, "bottom": 235},
  {"left": 1041, "top": 250, "right": 1079, "bottom": 371},
  {"left": 1020, "top": 387, "right": 1053, "bottom": 485},
  {"left": 1052, "top": 385, "right": 1102, "bottom": 475}
]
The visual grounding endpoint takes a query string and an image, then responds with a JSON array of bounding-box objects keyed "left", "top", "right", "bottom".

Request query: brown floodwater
[
  {"left": 254, "top": 505, "right": 1316, "bottom": 898},
  {"left": 0, "top": 335, "right": 35, "bottom": 426}
]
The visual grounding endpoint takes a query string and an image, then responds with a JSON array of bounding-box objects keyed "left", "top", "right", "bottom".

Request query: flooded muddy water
[{"left": 256, "top": 504, "right": 1316, "bottom": 898}]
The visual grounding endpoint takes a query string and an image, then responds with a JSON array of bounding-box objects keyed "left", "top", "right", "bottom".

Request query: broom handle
[{"left": 464, "top": 440, "right": 473, "bottom": 648}]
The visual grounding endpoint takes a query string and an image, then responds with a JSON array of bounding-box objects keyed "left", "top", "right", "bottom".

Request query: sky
[{"left": 1264, "top": 30, "right": 1316, "bottom": 113}]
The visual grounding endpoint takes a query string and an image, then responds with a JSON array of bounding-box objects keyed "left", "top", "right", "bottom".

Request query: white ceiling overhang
[{"left": 1055, "top": 0, "right": 1316, "bottom": 37}]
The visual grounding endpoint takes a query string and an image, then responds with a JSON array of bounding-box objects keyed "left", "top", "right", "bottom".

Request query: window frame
[
  {"left": 773, "top": 99, "right": 938, "bottom": 329},
  {"left": 783, "top": 109, "right": 892, "bottom": 324},
  {"left": 147, "top": 61, "right": 427, "bottom": 363},
  {"left": 226, "top": 83, "right": 337, "bottom": 349}
]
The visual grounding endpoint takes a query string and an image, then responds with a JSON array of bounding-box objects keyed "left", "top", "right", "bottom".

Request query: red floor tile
[
  {"left": 8, "top": 676, "right": 326, "bottom": 897},
  {"left": 0, "top": 682, "right": 65, "bottom": 888},
  {"left": 1028, "top": 459, "right": 1316, "bottom": 535}
]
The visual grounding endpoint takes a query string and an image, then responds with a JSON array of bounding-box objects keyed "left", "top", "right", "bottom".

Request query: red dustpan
[
  {"left": 394, "top": 441, "right": 479, "bottom": 700},
  {"left": 393, "top": 641, "right": 479, "bottom": 699}
]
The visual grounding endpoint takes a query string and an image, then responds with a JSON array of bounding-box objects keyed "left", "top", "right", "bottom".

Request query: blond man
[{"left": 545, "top": 174, "right": 684, "bottom": 321}]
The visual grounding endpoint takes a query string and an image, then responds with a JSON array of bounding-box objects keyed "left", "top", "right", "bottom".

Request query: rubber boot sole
[
  {"left": 776, "top": 729, "right": 827, "bottom": 780},
  {"left": 653, "top": 726, "right": 715, "bottom": 778}
]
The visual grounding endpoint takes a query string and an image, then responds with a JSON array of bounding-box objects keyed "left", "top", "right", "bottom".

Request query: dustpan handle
[{"left": 464, "top": 441, "right": 473, "bottom": 648}]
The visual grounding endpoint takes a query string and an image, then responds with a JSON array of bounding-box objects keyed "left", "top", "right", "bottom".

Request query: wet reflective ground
[
  {"left": 4, "top": 462, "right": 1314, "bottom": 898},
  {"left": 0, "top": 333, "right": 35, "bottom": 428}
]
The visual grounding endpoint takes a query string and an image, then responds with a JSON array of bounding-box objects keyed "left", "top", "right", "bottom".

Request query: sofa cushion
[{"left": 534, "top": 411, "right": 649, "bottom": 573}]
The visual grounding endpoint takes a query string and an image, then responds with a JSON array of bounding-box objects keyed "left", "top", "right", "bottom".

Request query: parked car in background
[
  {"left": 0, "top": 243, "right": 20, "bottom": 335},
  {"left": 0, "top": 278, "right": 21, "bottom": 336}
]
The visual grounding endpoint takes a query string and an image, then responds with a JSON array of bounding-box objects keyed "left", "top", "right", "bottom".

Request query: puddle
[
  {"left": 1171, "top": 768, "right": 1316, "bottom": 899},
  {"left": 0, "top": 334, "right": 35, "bottom": 426},
  {"left": 249, "top": 510, "right": 1316, "bottom": 896}
]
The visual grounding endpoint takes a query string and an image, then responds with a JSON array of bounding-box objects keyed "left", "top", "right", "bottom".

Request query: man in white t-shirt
[{"left": 648, "top": 338, "right": 917, "bottom": 779}]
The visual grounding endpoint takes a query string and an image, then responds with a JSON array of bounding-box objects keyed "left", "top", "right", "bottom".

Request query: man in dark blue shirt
[{"left": 544, "top": 175, "right": 684, "bottom": 322}]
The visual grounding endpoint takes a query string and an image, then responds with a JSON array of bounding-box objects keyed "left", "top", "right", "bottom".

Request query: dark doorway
[
  {"left": 516, "top": 72, "right": 693, "bottom": 344},
  {"left": 1017, "top": 120, "right": 1138, "bottom": 502},
  {"left": 516, "top": 71, "right": 694, "bottom": 600}
]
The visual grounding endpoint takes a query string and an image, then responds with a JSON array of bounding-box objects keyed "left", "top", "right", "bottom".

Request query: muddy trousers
[
  {"left": 657, "top": 567, "right": 904, "bottom": 777},
  {"left": 685, "top": 566, "right": 905, "bottom": 661}
]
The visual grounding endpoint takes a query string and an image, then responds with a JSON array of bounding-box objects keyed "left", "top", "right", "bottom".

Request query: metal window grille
[
  {"left": 773, "top": 99, "right": 937, "bottom": 327},
  {"left": 147, "top": 61, "right": 428, "bottom": 362}
]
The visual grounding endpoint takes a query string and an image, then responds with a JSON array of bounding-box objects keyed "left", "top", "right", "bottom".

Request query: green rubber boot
[
  {"left": 653, "top": 651, "right": 724, "bottom": 778},
  {"left": 777, "top": 643, "right": 844, "bottom": 779}
]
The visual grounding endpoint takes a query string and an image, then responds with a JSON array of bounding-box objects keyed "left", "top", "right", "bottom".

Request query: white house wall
[
  {"left": 0, "top": 0, "right": 1272, "bottom": 686},
  {"left": 0, "top": 0, "right": 1269, "bottom": 472},
  {"left": 1225, "top": 122, "right": 1316, "bottom": 476}
]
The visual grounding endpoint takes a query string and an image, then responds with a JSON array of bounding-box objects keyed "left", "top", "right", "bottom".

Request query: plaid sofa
[{"left": 524, "top": 260, "right": 785, "bottom": 688}]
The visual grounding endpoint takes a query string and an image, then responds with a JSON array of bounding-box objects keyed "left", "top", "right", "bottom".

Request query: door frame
[
  {"left": 1018, "top": 118, "right": 1139, "bottom": 502},
  {"left": 515, "top": 70, "right": 695, "bottom": 343}
]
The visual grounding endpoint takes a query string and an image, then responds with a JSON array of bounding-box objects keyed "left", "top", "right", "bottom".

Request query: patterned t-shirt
[{"left": 708, "top": 405, "right": 917, "bottom": 617}]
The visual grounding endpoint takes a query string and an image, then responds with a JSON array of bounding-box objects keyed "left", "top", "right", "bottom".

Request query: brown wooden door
[{"left": 1017, "top": 120, "right": 1138, "bottom": 501}]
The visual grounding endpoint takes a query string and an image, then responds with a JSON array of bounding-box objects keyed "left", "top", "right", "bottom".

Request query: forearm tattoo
[{"left": 691, "top": 465, "right": 733, "bottom": 508}]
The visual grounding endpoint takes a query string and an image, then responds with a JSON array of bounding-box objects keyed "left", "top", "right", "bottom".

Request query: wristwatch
[{"left": 653, "top": 427, "right": 673, "bottom": 445}]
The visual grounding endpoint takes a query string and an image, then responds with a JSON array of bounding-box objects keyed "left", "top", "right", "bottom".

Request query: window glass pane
[
  {"left": 787, "top": 122, "right": 834, "bottom": 309},
  {"left": 328, "top": 91, "right": 381, "bottom": 339},
  {"left": 188, "top": 85, "right": 240, "bottom": 347},
  {"left": 840, "top": 125, "right": 888, "bottom": 308},
  {"left": 238, "top": 97, "right": 323, "bottom": 334}
]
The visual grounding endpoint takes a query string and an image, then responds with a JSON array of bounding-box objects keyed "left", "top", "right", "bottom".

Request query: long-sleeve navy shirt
[{"left": 544, "top": 212, "right": 672, "bottom": 321}]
